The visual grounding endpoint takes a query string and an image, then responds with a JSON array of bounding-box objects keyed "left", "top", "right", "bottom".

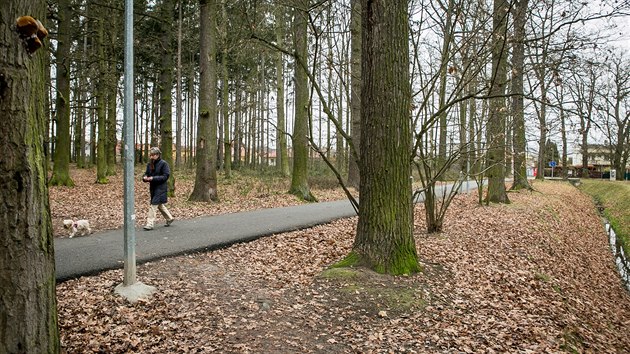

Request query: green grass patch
[{"left": 578, "top": 180, "right": 630, "bottom": 255}]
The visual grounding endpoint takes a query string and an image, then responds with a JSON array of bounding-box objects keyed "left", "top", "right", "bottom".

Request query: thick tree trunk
[
  {"left": 50, "top": 0, "right": 75, "bottom": 187},
  {"left": 189, "top": 0, "right": 219, "bottom": 202},
  {"left": 485, "top": 0, "right": 510, "bottom": 204},
  {"left": 0, "top": 2, "right": 60, "bottom": 352},
  {"left": 351, "top": 0, "right": 419, "bottom": 275},
  {"left": 289, "top": 0, "right": 315, "bottom": 201}
]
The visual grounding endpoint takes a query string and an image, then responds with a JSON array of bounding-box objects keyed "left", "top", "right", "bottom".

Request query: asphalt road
[
  {"left": 55, "top": 181, "right": 478, "bottom": 282},
  {"left": 55, "top": 199, "right": 358, "bottom": 282}
]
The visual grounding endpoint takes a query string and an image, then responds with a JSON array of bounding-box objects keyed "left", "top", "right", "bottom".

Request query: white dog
[{"left": 62, "top": 219, "right": 92, "bottom": 238}]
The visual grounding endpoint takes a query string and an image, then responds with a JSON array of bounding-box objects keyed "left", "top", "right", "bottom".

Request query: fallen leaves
[
  {"left": 49, "top": 167, "right": 351, "bottom": 238},
  {"left": 56, "top": 180, "right": 630, "bottom": 353}
]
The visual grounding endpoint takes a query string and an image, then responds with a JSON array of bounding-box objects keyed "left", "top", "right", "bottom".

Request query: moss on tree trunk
[
  {"left": 288, "top": 0, "right": 316, "bottom": 203},
  {"left": 0, "top": 1, "right": 60, "bottom": 351},
  {"left": 351, "top": 0, "right": 420, "bottom": 276}
]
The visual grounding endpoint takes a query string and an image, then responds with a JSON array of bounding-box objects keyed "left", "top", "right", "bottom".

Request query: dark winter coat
[{"left": 143, "top": 158, "right": 170, "bottom": 205}]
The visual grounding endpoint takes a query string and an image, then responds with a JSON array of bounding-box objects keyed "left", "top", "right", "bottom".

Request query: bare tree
[{"left": 599, "top": 52, "right": 630, "bottom": 180}]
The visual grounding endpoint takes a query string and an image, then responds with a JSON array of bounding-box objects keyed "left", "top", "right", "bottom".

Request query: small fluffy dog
[{"left": 62, "top": 219, "right": 92, "bottom": 238}]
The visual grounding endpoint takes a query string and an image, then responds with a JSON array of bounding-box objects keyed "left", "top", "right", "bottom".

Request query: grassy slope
[{"left": 578, "top": 180, "right": 630, "bottom": 254}]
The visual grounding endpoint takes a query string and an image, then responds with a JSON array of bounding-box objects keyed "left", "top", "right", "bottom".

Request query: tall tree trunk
[
  {"left": 248, "top": 90, "right": 255, "bottom": 166},
  {"left": 90, "top": 101, "right": 97, "bottom": 166},
  {"left": 187, "top": 72, "right": 195, "bottom": 168},
  {"left": 220, "top": 0, "right": 231, "bottom": 177},
  {"left": 175, "top": 0, "right": 183, "bottom": 168},
  {"left": 350, "top": 0, "right": 419, "bottom": 275},
  {"left": 106, "top": 70, "right": 118, "bottom": 175},
  {"left": 289, "top": 0, "right": 315, "bottom": 201},
  {"left": 96, "top": 17, "right": 109, "bottom": 184},
  {"left": 105, "top": 9, "right": 120, "bottom": 176},
  {"left": 259, "top": 59, "right": 266, "bottom": 169},
  {"left": 485, "top": 0, "right": 510, "bottom": 204},
  {"left": 0, "top": 5, "right": 59, "bottom": 352},
  {"left": 50, "top": 0, "right": 75, "bottom": 186},
  {"left": 336, "top": 60, "right": 345, "bottom": 172},
  {"left": 72, "top": 79, "right": 85, "bottom": 167},
  {"left": 510, "top": 0, "right": 530, "bottom": 190},
  {"left": 347, "top": 0, "right": 361, "bottom": 189},
  {"left": 559, "top": 98, "right": 568, "bottom": 179},
  {"left": 468, "top": 78, "right": 477, "bottom": 177},
  {"left": 234, "top": 89, "right": 242, "bottom": 169},
  {"left": 437, "top": 0, "right": 455, "bottom": 173},
  {"left": 275, "top": 6, "right": 289, "bottom": 176},
  {"left": 77, "top": 19, "right": 88, "bottom": 169},
  {"left": 458, "top": 89, "right": 467, "bottom": 171},
  {"left": 536, "top": 84, "right": 547, "bottom": 180},
  {"left": 189, "top": 0, "right": 219, "bottom": 202},
  {"left": 159, "top": 0, "right": 176, "bottom": 196}
]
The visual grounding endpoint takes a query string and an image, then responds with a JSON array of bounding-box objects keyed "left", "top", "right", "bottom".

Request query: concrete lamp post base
[{"left": 114, "top": 282, "right": 157, "bottom": 303}]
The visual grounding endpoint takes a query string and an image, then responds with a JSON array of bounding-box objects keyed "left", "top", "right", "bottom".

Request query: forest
[
  {"left": 41, "top": 0, "right": 630, "bottom": 190},
  {"left": 1, "top": 0, "right": 630, "bottom": 352}
]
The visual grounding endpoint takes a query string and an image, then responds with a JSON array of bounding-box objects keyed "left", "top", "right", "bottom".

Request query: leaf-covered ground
[{"left": 55, "top": 174, "right": 630, "bottom": 353}]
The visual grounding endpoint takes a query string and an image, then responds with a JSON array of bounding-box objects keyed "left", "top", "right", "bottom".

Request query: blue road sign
[{"left": 549, "top": 161, "right": 557, "bottom": 168}]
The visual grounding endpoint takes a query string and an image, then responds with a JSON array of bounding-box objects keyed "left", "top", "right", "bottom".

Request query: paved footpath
[
  {"left": 55, "top": 182, "right": 477, "bottom": 282},
  {"left": 55, "top": 199, "right": 357, "bottom": 282}
]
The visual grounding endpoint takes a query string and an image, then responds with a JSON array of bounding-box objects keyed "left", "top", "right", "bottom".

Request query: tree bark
[
  {"left": 49, "top": 0, "right": 75, "bottom": 187},
  {"left": 485, "top": 0, "right": 510, "bottom": 204},
  {"left": 351, "top": 0, "right": 419, "bottom": 275},
  {"left": 106, "top": 69, "right": 119, "bottom": 175},
  {"left": 0, "top": 2, "right": 60, "bottom": 351},
  {"left": 347, "top": 0, "right": 361, "bottom": 189},
  {"left": 175, "top": 0, "right": 183, "bottom": 168},
  {"left": 221, "top": 0, "right": 232, "bottom": 177},
  {"left": 275, "top": 6, "right": 290, "bottom": 176},
  {"left": 189, "top": 0, "right": 219, "bottom": 202},
  {"left": 96, "top": 17, "right": 109, "bottom": 184},
  {"left": 437, "top": 0, "right": 455, "bottom": 173},
  {"left": 289, "top": 0, "right": 315, "bottom": 201},
  {"left": 510, "top": 0, "right": 530, "bottom": 190},
  {"left": 159, "top": 0, "right": 176, "bottom": 196}
]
